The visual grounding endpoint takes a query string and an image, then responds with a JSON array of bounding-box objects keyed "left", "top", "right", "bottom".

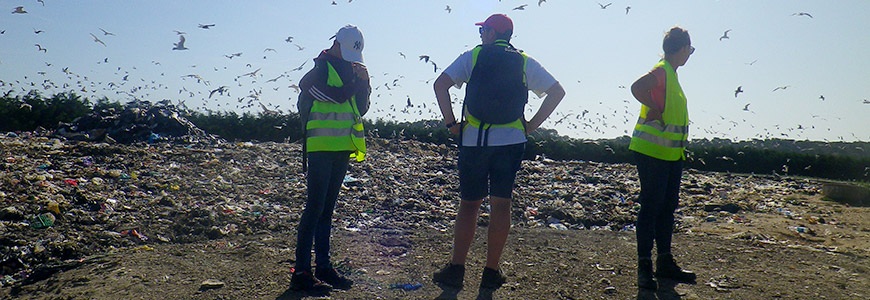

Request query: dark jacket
[{"left": 297, "top": 50, "right": 371, "bottom": 123}]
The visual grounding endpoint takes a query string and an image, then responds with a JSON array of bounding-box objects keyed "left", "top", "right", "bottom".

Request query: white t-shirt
[{"left": 443, "top": 46, "right": 558, "bottom": 146}]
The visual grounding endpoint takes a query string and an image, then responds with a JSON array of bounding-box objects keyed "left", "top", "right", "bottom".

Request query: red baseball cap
[{"left": 475, "top": 14, "right": 513, "bottom": 34}]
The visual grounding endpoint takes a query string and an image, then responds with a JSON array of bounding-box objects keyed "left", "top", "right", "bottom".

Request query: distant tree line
[{"left": 1, "top": 91, "right": 867, "bottom": 182}]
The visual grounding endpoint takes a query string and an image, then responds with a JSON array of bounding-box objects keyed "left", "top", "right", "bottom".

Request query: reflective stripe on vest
[
  {"left": 629, "top": 60, "right": 689, "bottom": 161},
  {"left": 463, "top": 40, "right": 528, "bottom": 142},
  {"left": 306, "top": 61, "right": 366, "bottom": 161}
]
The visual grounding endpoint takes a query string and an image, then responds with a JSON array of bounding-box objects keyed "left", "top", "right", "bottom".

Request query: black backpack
[{"left": 464, "top": 42, "right": 528, "bottom": 125}]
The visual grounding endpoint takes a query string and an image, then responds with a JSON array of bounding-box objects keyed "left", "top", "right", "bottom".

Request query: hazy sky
[{"left": 1, "top": 0, "right": 868, "bottom": 142}]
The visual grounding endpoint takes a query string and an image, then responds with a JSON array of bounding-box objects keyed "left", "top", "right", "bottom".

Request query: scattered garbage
[{"left": 0, "top": 131, "right": 828, "bottom": 288}]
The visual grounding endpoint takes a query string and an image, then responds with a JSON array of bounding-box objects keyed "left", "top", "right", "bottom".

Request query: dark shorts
[{"left": 458, "top": 143, "right": 526, "bottom": 201}]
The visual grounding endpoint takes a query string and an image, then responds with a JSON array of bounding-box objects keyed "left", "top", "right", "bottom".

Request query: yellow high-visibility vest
[
  {"left": 306, "top": 61, "right": 366, "bottom": 161},
  {"left": 629, "top": 60, "right": 689, "bottom": 161}
]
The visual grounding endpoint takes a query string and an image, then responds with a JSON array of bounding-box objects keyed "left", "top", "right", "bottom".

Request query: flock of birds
[{"left": 2, "top": 1, "right": 867, "bottom": 143}]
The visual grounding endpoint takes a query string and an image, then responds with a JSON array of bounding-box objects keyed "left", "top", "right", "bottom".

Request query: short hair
[
  {"left": 494, "top": 29, "right": 512, "bottom": 42},
  {"left": 662, "top": 27, "right": 690, "bottom": 55}
]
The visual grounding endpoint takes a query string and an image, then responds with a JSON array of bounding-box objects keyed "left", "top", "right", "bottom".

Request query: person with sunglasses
[
  {"left": 628, "top": 26, "right": 697, "bottom": 291},
  {"left": 432, "top": 13, "right": 566, "bottom": 299}
]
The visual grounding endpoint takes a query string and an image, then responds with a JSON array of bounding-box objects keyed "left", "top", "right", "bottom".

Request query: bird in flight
[
  {"left": 398, "top": 52, "right": 406, "bottom": 59},
  {"left": 512, "top": 4, "right": 527, "bottom": 10},
  {"left": 819, "top": 95, "right": 825, "bottom": 101},
  {"left": 198, "top": 24, "right": 216, "bottom": 29},
  {"left": 209, "top": 86, "right": 229, "bottom": 98},
  {"left": 419, "top": 55, "right": 430, "bottom": 63},
  {"left": 863, "top": 99, "right": 869, "bottom": 104},
  {"left": 291, "top": 61, "right": 307, "bottom": 71},
  {"left": 225, "top": 52, "right": 242, "bottom": 59},
  {"left": 34, "top": 44, "right": 47, "bottom": 53},
  {"left": 99, "top": 28, "right": 115, "bottom": 36},
  {"left": 445, "top": 5, "right": 451, "bottom": 13},
  {"left": 792, "top": 12, "right": 813, "bottom": 18},
  {"left": 174, "top": 30, "right": 186, "bottom": 35},
  {"left": 12, "top": 6, "right": 27, "bottom": 14},
  {"left": 745, "top": 60, "right": 758, "bottom": 66},
  {"left": 598, "top": 2, "right": 612, "bottom": 9},
  {"left": 719, "top": 29, "right": 731, "bottom": 41},
  {"left": 285, "top": 36, "right": 294, "bottom": 43},
  {"left": 742, "top": 103, "right": 750, "bottom": 111},
  {"left": 90, "top": 33, "right": 107, "bottom": 47},
  {"left": 294, "top": 44, "right": 305, "bottom": 51},
  {"left": 173, "top": 35, "right": 188, "bottom": 50},
  {"left": 538, "top": 0, "right": 546, "bottom": 6},
  {"left": 772, "top": 85, "right": 791, "bottom": 92},
  {"left": 734, "top": 86, "right": 743, "bottom": 98},
  {"left": 34, "top": 28, "right": 44, "bottom": 34},
  {"left": 625, "top": 6, "right": 631, "bottom": 15}
]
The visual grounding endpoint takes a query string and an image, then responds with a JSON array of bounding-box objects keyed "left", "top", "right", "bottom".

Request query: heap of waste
[
  {"left": 54, "top": 99, "right": 218, "bottom": 144},
  {"left": 0, "top": 131, "right": 831, "bottom": 287}
]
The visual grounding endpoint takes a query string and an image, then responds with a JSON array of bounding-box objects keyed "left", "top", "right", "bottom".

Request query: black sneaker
[
  {"left": 637, "top": 258, "right": 657, "bottom": 290},
  {"left": 479, "top": 267, "right": 506, "bottom": 290},
  {"left": 290, "top": 269, "right": 331, "bottom": 291},
  {"left": 433, "top": 264, "right": 465, "bottom": 290},
  {"left": 315, "top": 266, "right": 353, "bottom": 290},
  {"left": 655, "top": 253, "right": 697, "bottom": 284},
  {"left": 476, "top": 268, "right": 506, "bottom": 300}
]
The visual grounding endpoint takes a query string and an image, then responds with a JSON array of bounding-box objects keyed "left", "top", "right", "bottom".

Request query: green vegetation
[{"left": 1, "top": 91, "right": 868, "bottom": 182}]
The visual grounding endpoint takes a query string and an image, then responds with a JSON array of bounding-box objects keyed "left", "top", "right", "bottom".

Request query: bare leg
[
  {"left": 450, "top": 198, "right": 483, "bottom": 265},
  {"left": 485, "top": 196, "right": 511, "bottom": 270}
]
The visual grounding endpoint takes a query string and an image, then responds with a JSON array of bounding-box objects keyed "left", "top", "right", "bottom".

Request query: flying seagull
[
  {"left": 538, "top": 0, "right": 546, "bottom": 6},
  {"left": 173, "top": 35, "right": 188, "bottom": 50},
  {"left": 34, "top": 44, "right": 46, "bottom": 53},
  {"left": 291, "top": 61, "right": 307, "bottom": 71},
  {"left": 90, "top": 33, "right": 107, "bottom": 47},
  {"left": 12, "top": 6, "right": 27, "bottom": 14},
  {"left": 625, "top": 6, "right": 631, "bottom": 15},
  {"left": 512, "top": 4, "right": 527, "bottom": 10},
  {"left": 719, "top": 29, "right": 731, "bottom": 41},
  {"left": 445, "top": 5, "right": 451, "bottom": 13},
  {"left": 819, "top": 95, "right": 825, "bottom": 101},
  {"left": 198, "top": 24, "right": 216, "bottom": 29},
  {"left": 792, "top": 12, "right": 813, "bottom": 18},
  {"left": 99, "top": 28, "right": 115, "bottom": 36},
  {"left": 598, "top": 2, "right": 612, "bottom": 9},
  {"left": 772, "top": 85, "right": 791, "bottom": 92},
  {"left": 742, "top": 103, "right": 750, "bottom": 111},
  {"left": 285, "top": 36, "right": 293, "bottom": 43},
  {"left": 734, "top": 86, "right": 743, "bottom": 98}
]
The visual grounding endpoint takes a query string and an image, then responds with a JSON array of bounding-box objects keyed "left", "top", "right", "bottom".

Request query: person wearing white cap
[{"left": 292, "top": 24, "right": 370, "bottom": 292}]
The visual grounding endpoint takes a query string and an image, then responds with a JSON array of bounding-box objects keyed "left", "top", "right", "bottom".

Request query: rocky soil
[{"left": 1, "top": 134, "right": 868, "bottom": 299}]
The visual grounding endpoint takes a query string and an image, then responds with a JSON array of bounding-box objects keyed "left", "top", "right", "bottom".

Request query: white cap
[{"left": 334, "top": 24, "right": 364, "bottom": 63}]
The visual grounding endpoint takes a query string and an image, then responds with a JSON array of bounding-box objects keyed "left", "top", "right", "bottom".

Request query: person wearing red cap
[{"left": 433, "top": 13, "right": 566, "bottom": 299}]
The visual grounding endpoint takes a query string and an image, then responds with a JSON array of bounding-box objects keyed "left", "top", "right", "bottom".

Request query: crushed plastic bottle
[
  {"left": 30, "top": 213, "right": 56, "bottom": 229},
  {"left": 389, "top": 283, "right": 423, "bottom": 291}
]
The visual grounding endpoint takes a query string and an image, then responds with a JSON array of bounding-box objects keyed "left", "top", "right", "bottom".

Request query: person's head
[
  {"left": 476, "top": 14, "right": 513, "bottom": 44},
  {"left": 330, "top": 24, "right": 364, "bottom": 63},
  {"left": 662, "top": 26, "right": 693, "bottom": 66}
]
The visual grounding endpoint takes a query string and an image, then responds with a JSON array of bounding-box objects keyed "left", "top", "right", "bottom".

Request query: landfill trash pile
[
  {"left": 0, "top": 132, "right": 847, "bottom": 289},
  {"left": 54, "top": 99, "right": 218, "bottom": 144}
]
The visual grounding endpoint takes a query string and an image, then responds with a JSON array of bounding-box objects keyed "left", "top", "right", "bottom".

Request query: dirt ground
[
  {"left": 3, "top": 194, "right": 868, "bottom": 300},
  {"left": 1, "top": 137, "right": 869, "bottom": 299}
]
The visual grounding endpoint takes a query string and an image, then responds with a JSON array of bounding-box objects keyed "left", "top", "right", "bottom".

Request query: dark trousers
[
  {"left": 634, "top": 151, "right": 683, "bottom": 259},
  {"left": 295, "top": 151, "right": 351, "bottom": 272}
]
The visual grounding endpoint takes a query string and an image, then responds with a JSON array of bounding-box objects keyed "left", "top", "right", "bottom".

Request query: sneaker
[
  {"left": 655, "top": 253, "right": 697, "bottom": 284},
  {"left": 637, "top": 258, "right": 657, "bottom": 290},
  {"left": 315, "top": 266, "right": 353, "bottom": 290},
  {"left": 479, "top": 267, "right": 506, "bottom": 290},
  {"left": 433, "top": 264, "right": 465, "bottom": 290},
  {"left": 290, "top": 269, "right": 331, "bottom": 291}
]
